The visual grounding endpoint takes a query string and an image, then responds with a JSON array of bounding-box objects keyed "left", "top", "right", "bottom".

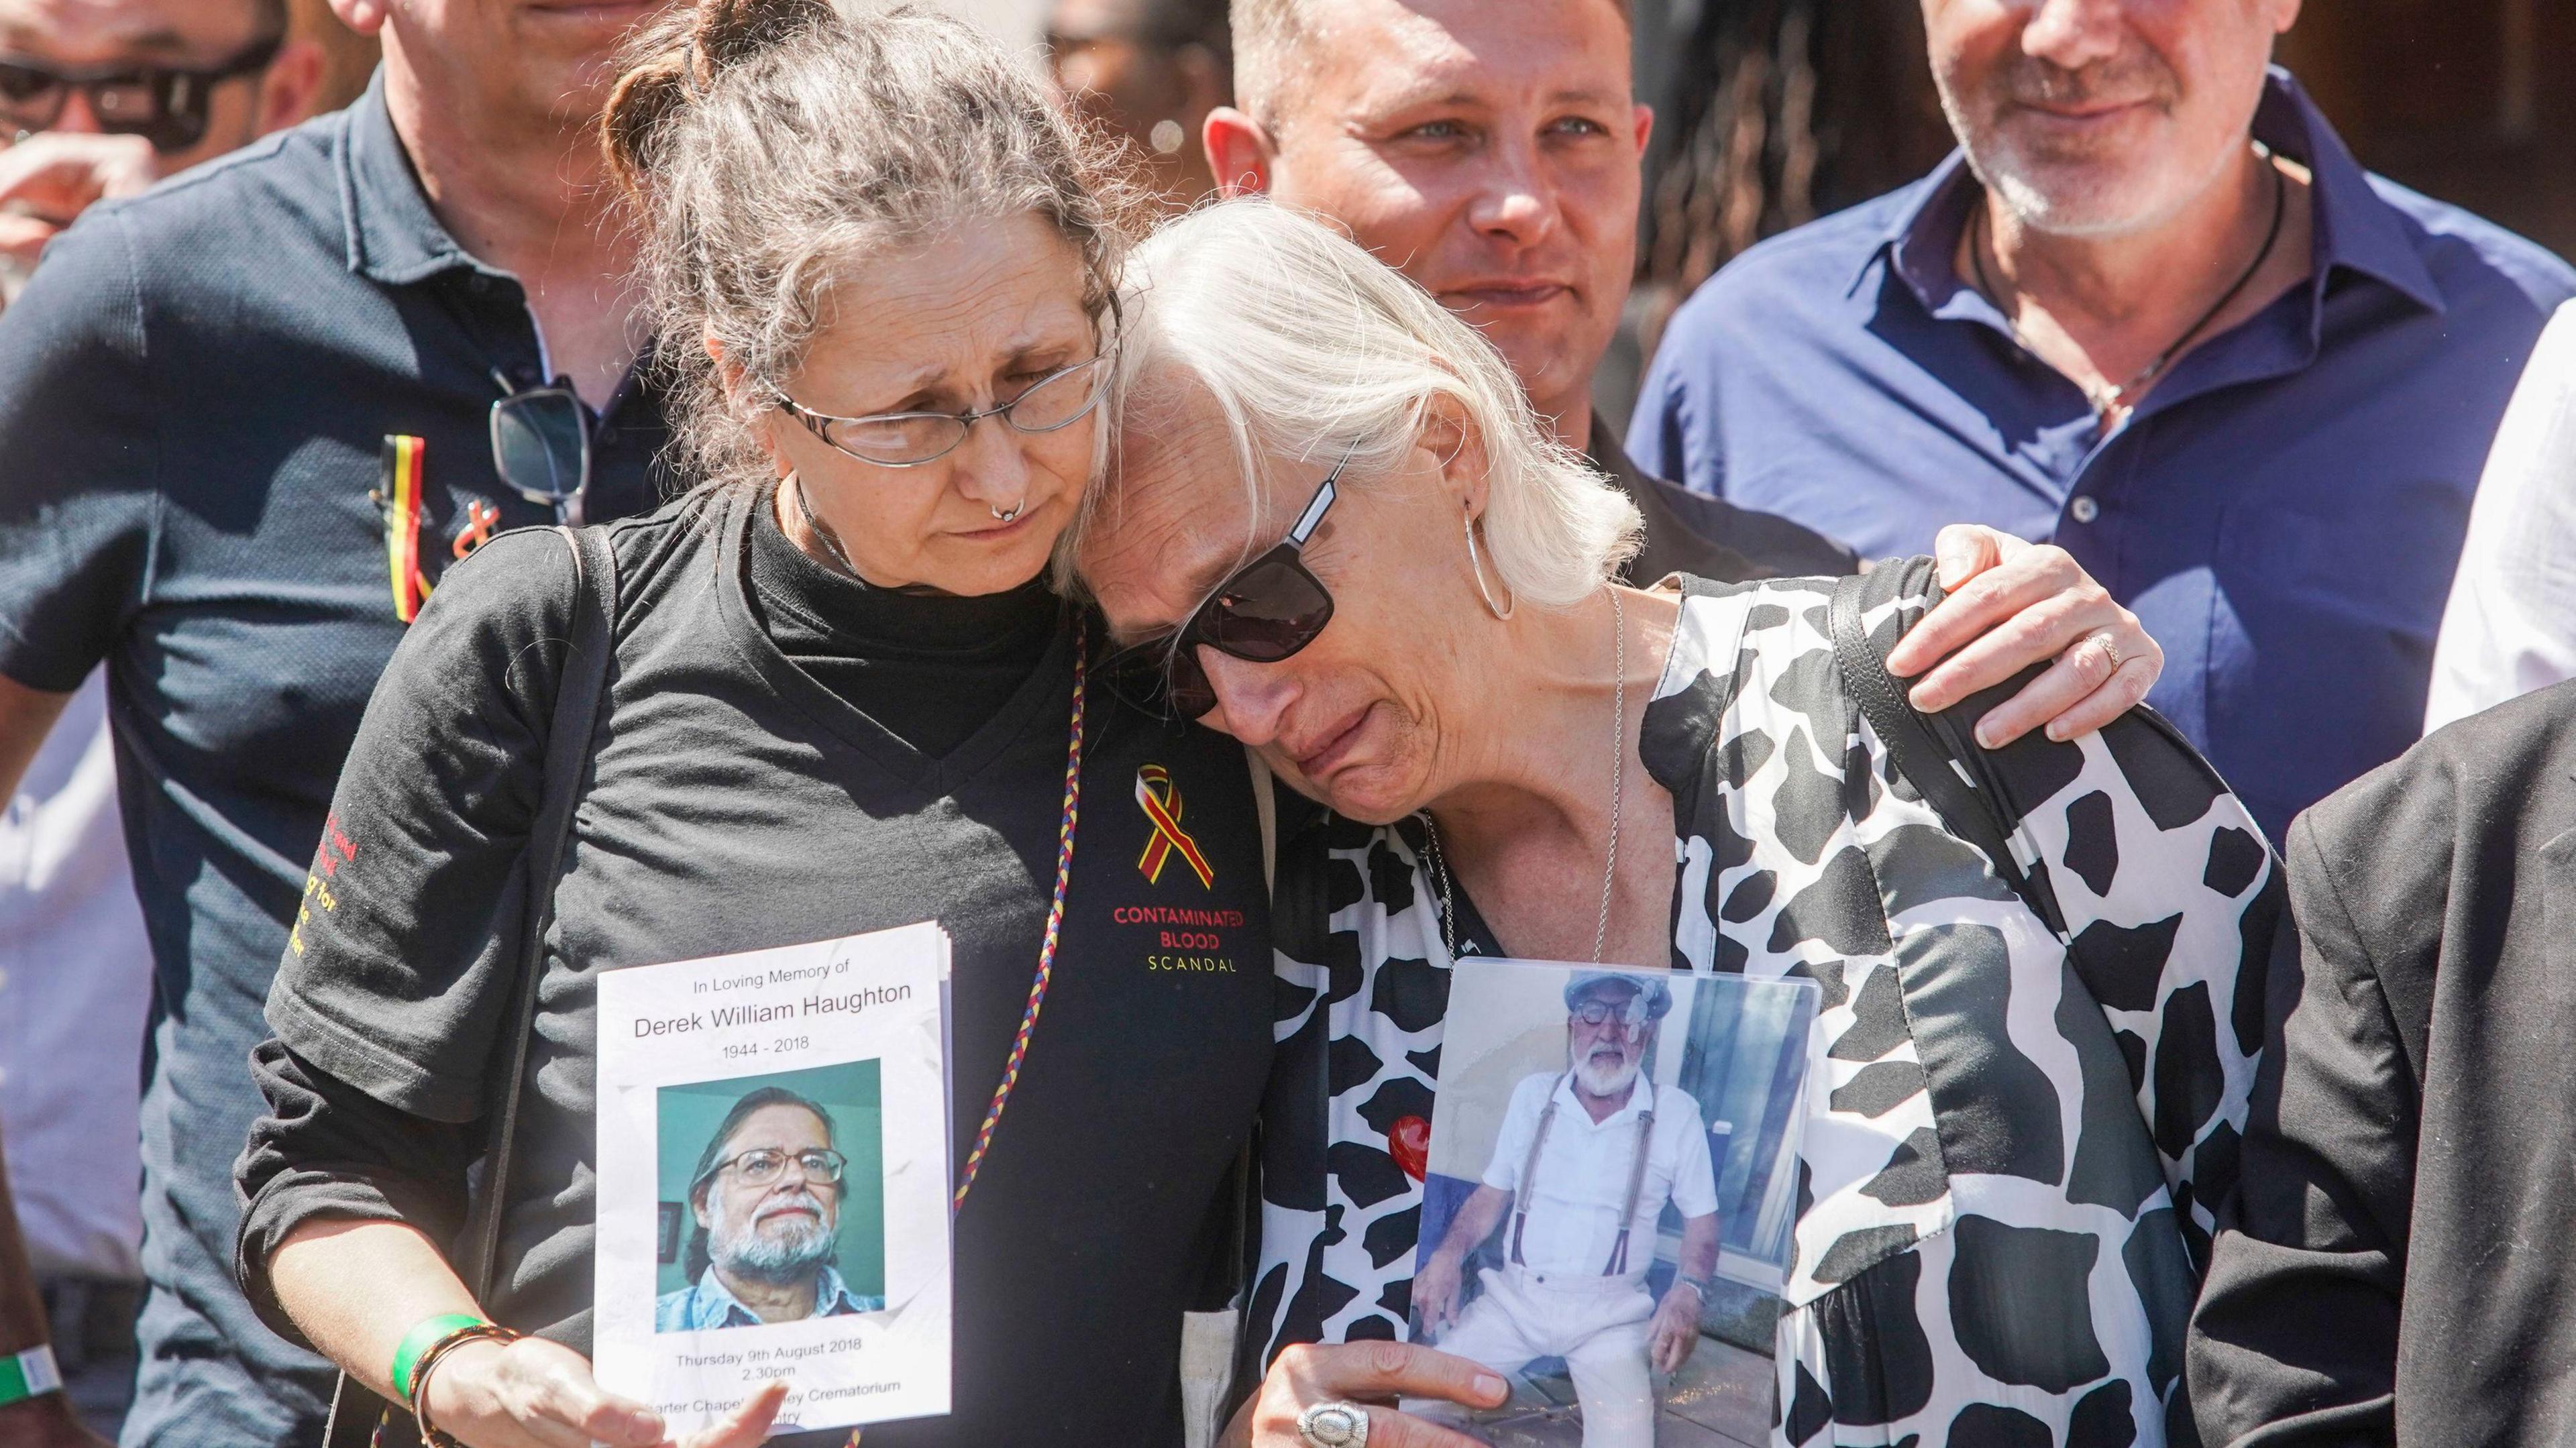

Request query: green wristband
[
  {"left": 0, "top": 1344, "right": 62, "bottom": 1406},
  {"left": 392, "top": 1313, "right": 489, "bottom": 1405}
]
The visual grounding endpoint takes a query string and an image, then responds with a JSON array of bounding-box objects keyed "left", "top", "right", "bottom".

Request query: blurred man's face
[
  {"left": 1923, "top": 0, "right": 2300, "bottom": 237},
  {"left": 1256, "top": 0, "right": 1650, "bottom": 433},
  {"left": 698, "top": 1104, "right": 841, "bottom": 1288},
  {"left": 0, "top": 0, "right": 282, "bottom": 176},
  {"left": 1049, "top": 0, "right": 1224, "bottom": 209},
  {"left": 386, "top": 0, "right": 672, "bottom": 132}
]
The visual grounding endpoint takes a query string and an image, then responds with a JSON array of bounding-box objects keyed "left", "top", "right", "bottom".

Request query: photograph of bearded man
[
  {"left": 655, "top": 1085, "right": 885, "bottom": 1333},
  {"left": 1412, "top": 972, "right": 1722, "bottom": 1448}
]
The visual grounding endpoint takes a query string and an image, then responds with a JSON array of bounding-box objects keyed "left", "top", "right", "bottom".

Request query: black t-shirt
[{"left": 238, "top": 484, "right": 1275, "bottom": 1446}]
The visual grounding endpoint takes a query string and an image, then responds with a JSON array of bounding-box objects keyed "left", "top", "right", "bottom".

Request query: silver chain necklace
[
  {"left": 1422, "top": 588, "right": 1625, "bottom": 963},
  {"left": 788, "top": 474, "right": 863, "bottom": 579}
]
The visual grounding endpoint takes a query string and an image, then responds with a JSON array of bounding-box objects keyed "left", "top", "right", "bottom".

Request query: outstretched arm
[{"left": 0, "top": 678, "right": 95, "bottom": 1447}]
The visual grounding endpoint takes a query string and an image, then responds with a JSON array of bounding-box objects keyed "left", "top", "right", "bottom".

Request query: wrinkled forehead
[{"left": 1083, "top": 383, "right": 1291, "bottom": 640}]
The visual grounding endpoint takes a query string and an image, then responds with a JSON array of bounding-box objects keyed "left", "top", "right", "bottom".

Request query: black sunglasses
[
  {"left": 1103, "top": 450, "right": 1350, "bottom": 720},
  {"left": 488, "top": 372, "right": 592, "bottom": 522},
  {"left": 0, "top": 32, "right": 282, "bottom": 154}
]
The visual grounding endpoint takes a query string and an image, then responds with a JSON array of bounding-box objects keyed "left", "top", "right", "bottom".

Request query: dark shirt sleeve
[
  {"left": 2186, "top": 812, "right": 2414, "bottom": 1448},
  {"left": 263, "top": 525, "right": 577, "bottom": 1121},
  {"left": 234, "top": 1040, "right": 480, "bottom": 1345},
  {"left": 0, "top": 207, "right": 160, "bottom": 690}
]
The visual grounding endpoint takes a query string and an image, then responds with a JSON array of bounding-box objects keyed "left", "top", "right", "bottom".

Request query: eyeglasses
[
  {"left": 702, "top": 1148, "right": 847, "bottom": 1190},
  {"left": 771, "top": 351, "right": 1114, "bottom": 468},
  {"left": 1101, "top": 449, "right": 1350, "bottom": 720},
  {"left": 0, "top": 33, "right": 283, "bottom": 154},
  {"left": 1572, "top": 998, "right": 1651, "bottom": 1028},
  {"left": 488, "top": 372, "right": 592, "bottom": 521}
]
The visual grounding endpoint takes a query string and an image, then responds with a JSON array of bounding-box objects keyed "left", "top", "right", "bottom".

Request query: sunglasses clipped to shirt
[
  {"left": 489, "top": 371, "right": 593, "bottom": 520},
  {"left": 0, "top": 31, "right": 282, "bottom": 154},
  {"left": 1102, "top": 448, "right": 1352, "bottom": 720}
]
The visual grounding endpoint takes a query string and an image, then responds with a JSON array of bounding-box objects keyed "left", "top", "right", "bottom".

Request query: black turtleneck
[{"left": 743, "top": 489, "right": 1060, "bottom": 759}]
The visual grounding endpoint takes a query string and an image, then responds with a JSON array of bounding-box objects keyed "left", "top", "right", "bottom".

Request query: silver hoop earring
[{"left": 1464, "top": 510, "right": 1515, "bottom": 620}]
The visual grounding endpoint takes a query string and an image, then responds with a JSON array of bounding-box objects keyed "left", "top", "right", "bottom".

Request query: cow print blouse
[{"left": 1251, "top": 561, "right": 2283, "bottom": 1447}]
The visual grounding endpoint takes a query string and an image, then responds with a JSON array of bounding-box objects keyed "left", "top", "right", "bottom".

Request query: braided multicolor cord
[{"left": 953, "top": 622, "right": 1087, "bottom": 1210}]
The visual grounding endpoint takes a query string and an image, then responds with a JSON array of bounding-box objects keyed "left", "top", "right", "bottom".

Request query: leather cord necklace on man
[
  {"left": 1423, "top": 588, "right": 1625, "bottom": 963},
  {"left": 1970, "top": 153, "right": 2288, "bottom": 420}
]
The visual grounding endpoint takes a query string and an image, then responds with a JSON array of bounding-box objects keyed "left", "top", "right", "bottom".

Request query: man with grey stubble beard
[{"left": 1629, "top": 0, "right": 2576, "bottom": 844}]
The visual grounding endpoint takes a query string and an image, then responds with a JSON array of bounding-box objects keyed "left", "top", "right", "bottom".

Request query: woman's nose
[
  {"left": 947, "top": 411, "right": 1037, "bottom": 513},
  {"left": 1198, "top": 647, "right": 1296, "bottom": 746}
]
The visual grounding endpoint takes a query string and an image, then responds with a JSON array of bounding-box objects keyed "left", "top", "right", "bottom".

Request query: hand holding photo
[{"left": 1405, "top": 960, "right": 1817, "bottom": 1447}]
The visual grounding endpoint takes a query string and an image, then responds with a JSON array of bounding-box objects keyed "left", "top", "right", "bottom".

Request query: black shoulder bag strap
[
  {"left": 1826, "top": 571, "right": 2066, "bottom": 938},
  {"left": 321, "top": 524, "right": 619, "bottom": 1448}
]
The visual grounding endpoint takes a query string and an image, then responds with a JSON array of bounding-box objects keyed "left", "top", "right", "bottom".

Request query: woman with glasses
[
  {"left": 1069, "top": 200, "right": 2284, "bottom": 1448},
  {"left": 230, "top": 7, "right": 1279, "bottom": 1447}
]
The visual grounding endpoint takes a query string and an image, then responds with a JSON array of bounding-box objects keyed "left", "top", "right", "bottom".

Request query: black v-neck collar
[{"left": 713, "top": 485, "right": 1077, "bottom": 793}]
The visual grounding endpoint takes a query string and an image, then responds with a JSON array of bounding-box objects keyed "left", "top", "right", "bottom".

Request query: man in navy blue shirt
[
  {"left": 0, "top": 1, "right": 673, "bottom": 1444},
  {"left": 1630, "top": 0, "right": 2576, "bottom": 841}
]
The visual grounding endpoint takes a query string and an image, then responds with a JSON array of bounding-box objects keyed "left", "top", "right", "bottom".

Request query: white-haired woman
[{"left": 1073, "top": 199, "right": 2284, "bottom": 1448}]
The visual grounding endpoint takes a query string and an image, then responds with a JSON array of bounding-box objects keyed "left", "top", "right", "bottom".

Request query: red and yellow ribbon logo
[{"left": 1134, "top": 765, "right": 1214, "bottom": 888}]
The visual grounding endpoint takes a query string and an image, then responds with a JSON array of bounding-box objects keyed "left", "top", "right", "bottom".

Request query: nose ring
[{"left": 991, "top": 502, "right": 1024, "bottom": 523}]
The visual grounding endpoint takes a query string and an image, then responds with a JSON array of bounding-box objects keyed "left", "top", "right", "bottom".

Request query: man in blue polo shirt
[
  {"left": 0, "top": 1, "right": 675, "bottom": 1444},
  {"left": 1629, "top": 0, "right": 2576, "bottom": 841}
]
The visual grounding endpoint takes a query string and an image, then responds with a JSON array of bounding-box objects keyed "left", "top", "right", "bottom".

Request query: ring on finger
[
  {"left": 1297, "top": 1400, "right": 1371, "bottom": 1448},
  {"left": 2086, "top": 630, "right": 2124, "bottom": 674}
]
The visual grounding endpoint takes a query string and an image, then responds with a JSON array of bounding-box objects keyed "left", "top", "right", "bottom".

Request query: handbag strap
[
  {"left": 323, "top": 526, "right": 619, "bottom": 1448},
  {"left": 1826, "top": 569, "right": 2066, "bottom": 939},
  {"left": 463, "top": 524, "right": 621, "bottom": 1301}
]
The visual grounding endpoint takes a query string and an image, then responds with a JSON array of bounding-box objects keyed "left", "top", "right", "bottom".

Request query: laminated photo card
[
  {"left": 594, "top": 922, "right": 953, "bottom": 1437},
  {"left": 1405, "top": 958, "right": 1818, "bottom": 1447}
]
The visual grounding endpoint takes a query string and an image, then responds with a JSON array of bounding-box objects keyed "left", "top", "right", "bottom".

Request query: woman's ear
[
  {"left": 709, "top": 334, "right": 792, "bottom": 479},
  {"left": 1418, "top": 395, "right": 1491, "bottom": 518}
]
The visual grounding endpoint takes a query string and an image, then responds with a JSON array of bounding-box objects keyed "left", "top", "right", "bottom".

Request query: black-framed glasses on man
[
  {"left": 769, "top": 349, "right": 1114, "bottom": 468},
  {"left": 0, "top": 32, "right": 283, "bottom": 154},
  {"left": 699, "top": 1148, "right": 847, "bottom": 1190},
  {"left": 1572, "top": 999, "right": 1652, "bottom": 1029},
  {"left": 489, "top": 371, "right": 592, "bottom": 522},
  {"left": 1101, "top": 446, "right": 1353, "bottom": 721}
]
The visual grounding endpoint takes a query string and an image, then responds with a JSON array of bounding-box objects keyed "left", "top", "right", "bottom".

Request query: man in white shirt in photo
[{"left": 1413, "top": 972, "right": 1721, "bottom": 1448}]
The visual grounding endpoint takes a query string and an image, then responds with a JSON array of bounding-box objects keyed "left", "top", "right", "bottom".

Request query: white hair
[{"left": 1071, "top": 197, "right": 1640, "bottom": 609}]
